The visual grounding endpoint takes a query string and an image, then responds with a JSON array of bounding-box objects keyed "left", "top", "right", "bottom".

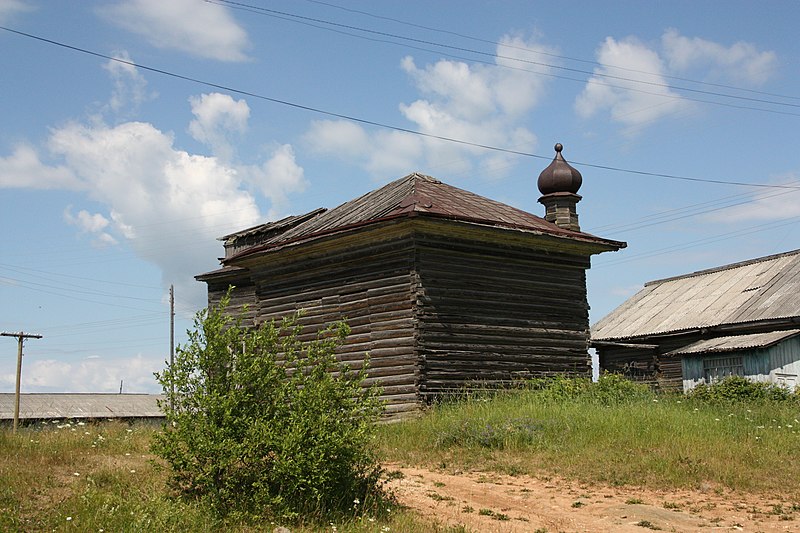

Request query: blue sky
[{"left": 1, "top": 0, "right": 799, "bottom": 393}]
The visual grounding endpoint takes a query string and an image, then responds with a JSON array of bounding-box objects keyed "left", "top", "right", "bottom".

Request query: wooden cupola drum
[{"left": 537, "top": 143, "right": 583, "bottom": 231}]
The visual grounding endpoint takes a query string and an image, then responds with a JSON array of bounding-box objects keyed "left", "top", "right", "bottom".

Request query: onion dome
[{"left": 537, "top": 143, "right": 582, "bottom": 195}]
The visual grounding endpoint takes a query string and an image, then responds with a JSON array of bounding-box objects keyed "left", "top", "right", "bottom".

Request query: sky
[{"left": 1, "top": 0, "right": 799, "bottom": 394}]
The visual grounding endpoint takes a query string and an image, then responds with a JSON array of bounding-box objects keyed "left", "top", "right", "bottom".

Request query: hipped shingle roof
[{"left": 223, "top": 173, "right": 624, "bottom": 262}]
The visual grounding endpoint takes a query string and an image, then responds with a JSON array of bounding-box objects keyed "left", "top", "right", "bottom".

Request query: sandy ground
[{"left": 386, "top": 464, "right": 799, "bottom": 532}]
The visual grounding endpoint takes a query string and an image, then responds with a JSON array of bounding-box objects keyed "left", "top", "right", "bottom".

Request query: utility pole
[
  {"left": 169, "top": 284, "right": 175, "bottom": 411},
  {"left": 1, "top": 331, "right": 42, "bottom": 434}
]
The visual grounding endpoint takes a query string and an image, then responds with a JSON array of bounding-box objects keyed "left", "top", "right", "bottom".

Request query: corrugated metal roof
[
  {"left": 0, "top": 393, "right": 164, "bottom": 421},
  {"left": 592, "top": 249, "right": 800, "bottom": 341},
  {"left": 666, "top": 329, "right": 800, "bottom": 356},
  {"left": 223, "top": 173, "right": 624, "bottom": 262}
]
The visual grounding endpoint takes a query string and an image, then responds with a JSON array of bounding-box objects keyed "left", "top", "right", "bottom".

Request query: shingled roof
[
  {"left": 219, "top": 173, "right": 623, "bottom": 263},
  {"left": 592, "top": 249, "right": 800, "bottom": 341}
]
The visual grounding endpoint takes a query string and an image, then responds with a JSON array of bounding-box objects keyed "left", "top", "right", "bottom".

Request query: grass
[
  {"left": 376, "top": 379, "right": 800, "bottom": 496},
  {"left": 0, "top": 420, "right": 448, "bottom": 532},
  {"left": 4, "top": 377, "right": 800, "bottom": 529}
]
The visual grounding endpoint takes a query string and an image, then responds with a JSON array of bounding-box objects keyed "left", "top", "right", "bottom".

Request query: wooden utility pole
[
  {"left": 169, "top": 284, "right": 175, "bottom": 410},
  {"left": 1, "top": 331, "right": 42, "bottom": 433}
]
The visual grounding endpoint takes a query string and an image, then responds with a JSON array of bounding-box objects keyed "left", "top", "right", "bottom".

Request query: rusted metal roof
[
  {"left": 0, "top": 393, "right": 164, "bottom": 421},
  {"left": 222, "top": 173, "right": 624, "bottom": 263},
  {"left": 666, "top": 329, "right": 800, "bottom": 356},
  {"left": 593, "top": 249, "right": 800, "bottom": 341}
]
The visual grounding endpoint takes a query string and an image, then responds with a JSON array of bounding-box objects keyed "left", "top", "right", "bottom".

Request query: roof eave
[
  {"left": 223, "top": 210, "right": 625, "bottom": 264},
  {"left": 593, "top": 316, "right": 800, "bottom": 343}
]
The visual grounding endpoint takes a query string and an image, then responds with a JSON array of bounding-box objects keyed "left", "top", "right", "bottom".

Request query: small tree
[{"left": 151, "top": 293, "right": 385, "bottom": 522}]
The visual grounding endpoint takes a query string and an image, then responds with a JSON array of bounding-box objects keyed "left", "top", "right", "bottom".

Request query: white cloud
[
  {"left": 11, "top": 355, "right": 164, "bottom": 393},
  {"left": 0, "top": 0, "right": 32, "bottom": 24},
  {"left": 98, "top": 0, "right": 250, "bottom": 62},
  {"left": 576, "top": 31, "right": 778, "bottom": 131},
  {"left": 304, "top": 120, "right": 371, "bottom": 160},
  {"left": 1, "top": 64, "right": 307, "bottom": 310},
  {"left": 366, "top": 131, "right": 425, "bottom": 177},
  {"left": 704, "top": 179, "right": 800, "bottom": 223},
  {"left": 305, "top": 33, "right": 551, "bottom": 178},
  {"left": 575, "top": 36, "right": 690, "bottom": 130},
  {"left": 188, "top": 93, "right": 250, "bottom": 161},
  {"left": 662, "top": 29, "right": 777, "bottom": 85},
  {"left": 103, "top": 51, "right": 154, "bottom": 116},
  {"left": 63, "top": 207, "right": 118, "bottom": 248},
  {"left": 0, "top": 144, "right": 82, "bottom": 189},
  {"left": 46, "top": 119, "right": 263, "bottom": 306},
  {"left": 64, "top": 207, "right": 110, "bottom": 233},
  {"left": 238, "top": 144, "right": 307, "bottom": 218}
]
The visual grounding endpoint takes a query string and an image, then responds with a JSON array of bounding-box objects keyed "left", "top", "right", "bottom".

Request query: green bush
[
  {"left": 151, "top": 293, "right": 385, "bottom": 522},
  {"left": 687, "top": 375, "right": 797, "bottom": 404},
  {"left": 529, "top": 374, "right": 653, "bottom": 404}
]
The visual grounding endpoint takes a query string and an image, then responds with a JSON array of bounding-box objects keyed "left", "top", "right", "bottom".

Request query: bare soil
[{"left": 386, "top": 464, "right": 799, "bottom": 532}]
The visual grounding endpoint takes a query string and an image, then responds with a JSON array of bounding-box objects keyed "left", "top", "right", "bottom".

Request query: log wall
[
  {"left": 202, "top": 219, "right": 605, "bottom": 414},
  {"left": 245, "top": 234, "right": 421, "bottom": 416},
  {"left": 206, "top": 275, "right": 257, "bottom": 328},
  {"left": 598, "top": 346, "right": 659, "bottom": 385},
  {"left": 413, "top": 232, "right": 592, "bottom": 398}
]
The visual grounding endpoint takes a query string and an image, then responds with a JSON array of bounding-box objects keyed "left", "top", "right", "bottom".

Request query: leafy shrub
[
  {"left": 530, "top": 374, "right": 653, "bottom": 404},
  {"left": 151, "top": 293, "right": 385, "bottom": 522},
  {"left": 687, "top": 375, "right": 797, "bottom": 404}
]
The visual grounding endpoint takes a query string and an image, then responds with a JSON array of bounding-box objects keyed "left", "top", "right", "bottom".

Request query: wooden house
[
  {"left": 592, "top": 249, "right": 800, "bottom": 392},
  {"left": 197, "top": 145, "right": 625, "bottom": 416}
]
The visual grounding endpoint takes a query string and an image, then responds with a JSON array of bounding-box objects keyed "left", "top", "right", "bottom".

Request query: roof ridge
[{"left": 644, "top": 248, "right": 800, "bottom": 287}]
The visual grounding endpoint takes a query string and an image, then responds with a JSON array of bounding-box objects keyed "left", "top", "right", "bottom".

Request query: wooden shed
[
  {"left": 0, "top": 393, "right": 164, "bottom": 424},
  {"left": 592, "top": 249, "right": 800, "bottom": 392},
  {"left": 198, "top": 145, "right": 625, "bottom": 416},
  {"left": 673, "top": 330, "right": 800, "bottom": 391}
]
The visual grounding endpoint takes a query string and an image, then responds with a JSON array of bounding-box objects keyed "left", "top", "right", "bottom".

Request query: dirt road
[{"left": 387, "top": 464, "right": 798, "bottom": 532}]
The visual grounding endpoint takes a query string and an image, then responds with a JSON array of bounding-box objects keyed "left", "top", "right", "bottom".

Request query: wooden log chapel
[{"left": 197, "top": 144, "right": 625, "bottom": 416}]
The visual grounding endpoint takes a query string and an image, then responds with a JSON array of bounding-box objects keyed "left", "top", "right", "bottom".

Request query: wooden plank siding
[
  {"left": 414, "top": 232, "right": 592, "bottom": 398},
  {"left": 244, "top": 234, "right": 421, "bottom": 416}
]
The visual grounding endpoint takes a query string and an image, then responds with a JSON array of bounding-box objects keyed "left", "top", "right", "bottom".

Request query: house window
[
  {"left": 703, "top": 355, "right": 744, "bottom": 384},
  {"left": 775, "top": 373, "right": 797, "bottom": 390}
]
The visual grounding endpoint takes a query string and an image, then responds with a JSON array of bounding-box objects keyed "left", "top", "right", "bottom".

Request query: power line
[
  {"left": 595, "top": 216, "right": 800, "bottom": 268},
  {"left": 0, "top": 263, "right": 162, "bottom": 290},
  {"left": 2, "top": 25, "right": 798, "bottom": 192},
  {"left": 296, "top": 0, "right": 799, "bottom": 103},
  {"left": 585, "top": 181, "right": 800, "bottom": 236},
  {"left": 212, "top": 0, "right": 800, "bottom": 111},
  {"left": 217, "top": 5, "right": 800, "bottom": 119}
]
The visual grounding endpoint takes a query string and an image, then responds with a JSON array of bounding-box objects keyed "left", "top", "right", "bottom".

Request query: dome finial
[{"left": 537, "top": 143, "right": 582, "bottom": 196}]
